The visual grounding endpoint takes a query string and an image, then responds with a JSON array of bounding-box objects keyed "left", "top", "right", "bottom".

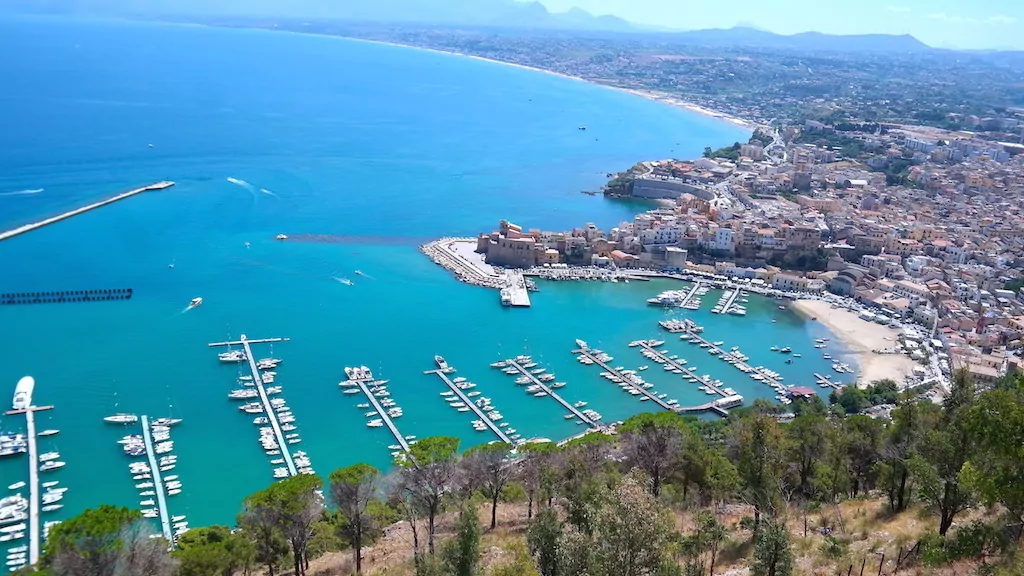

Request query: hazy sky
[{"left": 536, "top": 0, "right": 1024, "bottom": 49}]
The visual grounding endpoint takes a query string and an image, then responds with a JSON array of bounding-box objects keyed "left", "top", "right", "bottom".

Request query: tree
[
  {"left": 589, "top": 471, "right": 677, "bottom": 576},
  {"left": 912, "top": 369, "right": 975, "bottom": 535},
  {"left": 880, "top": 392, "right": 937, "bottom": 513},
  {"left": 240, "top": 476, "right": 323, "bottom": 576},
  {"left": 527, "top": 507, "right": 562, "bottom": 576},
  {"left": 680, "top": 510, "right": 728, "bottom": 576},
  {"left": 462, "top": 442, "right": 515, "bottom": 529},
  {"left": 785, "top": 412, "right": 829, "bottom": 499},
  {"left": 441, "top": 505, "right": 481, "bottom": 576},
  {"left": 836, "top": 387, "right": 868, "bottom": 414},
  {"left": 174, "top": 525, "right": 255, "bottom": 576},
  {"left": 492, "top": 540, "right": 541, "bottom": 576},
  {"left": 43, "top": 505, "right": 176, "bottom": 576},
  {"left": 620, "top": 412, "right": 685, "bottom": 497},
  {"left": 751, "top": 521, "right": 793, "bottom": 576},
  {"left": 965, "top": 380, "right": 1024, "bottom": 538},
  {"left": 330, "top": 463, "right": 382, "bottom": 574},
  {"left": 520, "top": 441, "right": 559, "bottom": 519},
  {"left": 732, "top": 414, "right": 786, "bottom": 536},
  {"left": 238, "top": 499, "right": 289, "bottom": 576},
  {"left": 405, "top": 436, "right": 461, "bottom": 555},
  {"left": 841, "top": 416, "right": 884, "bottom": 497}
]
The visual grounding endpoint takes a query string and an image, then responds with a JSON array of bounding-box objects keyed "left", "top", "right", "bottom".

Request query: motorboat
[
  {"left": 218, "top": 350, "right": 247, "bottom": 363},
  {"left": 188, "top": 297, "right": 203, "bottom": 309},
  {"left": 38, "top": 429, "right": 59, "bottom": 437},
  {"left": 434, "top": 355, "right": 449, "bottom": 370},
  {"left": 6, "top": 482, "right": 25, "bottom": 490},
  {"left": 104, "top": 413, "right": 138, "bottom": 424},
  {"left": 39, "top": 461, "right": 65, "bottom": 472}
]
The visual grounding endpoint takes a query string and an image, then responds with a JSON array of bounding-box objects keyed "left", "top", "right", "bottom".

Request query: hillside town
[{"left": 472, "top": 122, "right": 1024, "bottom": 389}]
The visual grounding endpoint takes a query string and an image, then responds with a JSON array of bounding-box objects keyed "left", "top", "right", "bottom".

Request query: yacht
[
  {"left": 188, "top": 297, "right": 203, "bottom": 309},
  {"left": 38, "top": 429, "right": 59, "bottom": 437},
  {"left": 6, "top": 482, "right": 25, "bottom": 490},
  {"left": 434, "top": 355, "right": 449, "bottom": 370},
  {"left": 103, "top": 413, "right": 138, "bottom": 424},
  {"left": 573, "top": 401, "right": 587, "bottom": 408},
  {"left": 218, "top": 350, "right": 246, "bottom": 363},
  {"left": 575, "top": 339, "right": 589, "bottom": 350},
  {"left": 39, "top": 461, "right": 65, "bottom": 472}
]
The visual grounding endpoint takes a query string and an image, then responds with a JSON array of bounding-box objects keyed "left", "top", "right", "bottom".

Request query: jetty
[
  {"left": 572, "top": 347, "right": 684, "bottom": 413},
  {"left": 140, "top": 416, "right": 174, "bottom": 544},
  {"left": 672, "top": 328, "right": 786, "bottom": 387},
  {"left": 505, "top": 359, "right": 603, "bottom": 430},
  {"left": 5, "top": 376, "right": 53, "bottom": 566},
  {"left": 348, "top": 372, "right": 410, "bottom": 453},
  {"left": 425, "top": 368, "right": 514, "bottom": 444},
  {"left": 0, "top": 181, "right": 175, "bottom": 243},
  {"left": 636, "top": 342, "right": 733, "bottom": 411},
  {"left": 679, "top": 281, "right": 704, "bottom": 307},
  {"left": 208, "top": 335, "right": 295, "bottom": 476}
]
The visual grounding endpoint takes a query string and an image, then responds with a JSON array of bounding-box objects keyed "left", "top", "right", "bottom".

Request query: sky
[{"left": 536, "top": 0, "right": 1024, "bottom": 49}]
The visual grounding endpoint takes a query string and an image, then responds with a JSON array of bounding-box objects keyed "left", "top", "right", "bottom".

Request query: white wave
[
  {"left": 226, "top": 177, "right": 255, "bottom": 191},
  {"left": 259, "top": 188, "right": 279, "bottom": 198},
  {"left": 0, "top": 188, "right": 43, "bottom": 197}
]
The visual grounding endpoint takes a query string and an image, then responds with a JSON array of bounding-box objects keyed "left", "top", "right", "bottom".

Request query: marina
[
  {"left": 504, "top": 270, "right": 532, "bottom": 307},
  {"left": 4, "top": 376, "right": 54, "bottom": 568},
  {"left": 499, "top": 356, "right": 603, "bottom": 430},
  {"left": 426, "top": 362, "right": 515, "bottom": 444},
  {"left": 208, "top": 335, "right": 297, "bottom": 478},
  {"left": 0, "top": 181, "right": 175, "bottom": 243},
  {"left": 814, "top": 373, "right": 842, "bottom": 390},
  {"left": 573, "top": 344, "right": 690, "bottom": 413},
  {"left": 342, "top": 367, "right": 411, "bottom": 454},
  {"left": 711, "top": 287, "right": 744, "bottom": 315},
  {"left": 659, "top": 320, "right": 787, "bottom": 388}
]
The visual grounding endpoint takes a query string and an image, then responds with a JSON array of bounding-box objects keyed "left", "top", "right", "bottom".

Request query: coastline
[
  {"left": 790, "top": 299, "right": 918, "bottom": 387},
  {"left": 345, "top": 37, "right": 759, "bottom": 131}
]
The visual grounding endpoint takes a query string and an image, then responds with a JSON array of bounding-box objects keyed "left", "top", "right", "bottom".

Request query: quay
[
  {"left": 505, "top": 359, "right": 603, "bottom": 430},
  {"left": 678, "top": 281, "right": 704, "bottom": 307},
  {"left": 0, "top": 181, "right": 175, "bottom": 243},
  {"left": 5, "top": 376, "right": 54, "bottom": 566},
  {"left": 424, "top": 368, "right": 514, "bottom": 444},
  {"left": 572, "top": 347, "right": 683, "bottom": 413},
  {"left": 814, "top": 373, "right": 842, "bottom": 390},
  {"left": 349, "top": 373, "right": 410, "bottom": 453},
  {"left": 140, "top": 416, "right": 174, "bottom": 545},
  {"left": 506, "top": 270, "right": 532, "bottom": 307},
  {"left": 209, "top": 335, "right": 296, "bottom": 476}
]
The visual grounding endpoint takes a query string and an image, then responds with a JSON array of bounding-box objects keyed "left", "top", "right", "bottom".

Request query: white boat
[
  {"left": 38, "top": 429, "right": 59, "bottom": 437},
  {"left": 104, "top": 413, "right": 138, "bottom": 424},
  {"left": 39, "top": 461, "right": 65, "bottom": 472},
  {"left": 6, "top": 482, "right": 24, "bottom": 491},
  {"left": 39, "top": 452, "right": 60, "bottom": 462},
  {"left": 343, "top": 389, "right": 360, "bottom": 395},
  {"left": 434, "top": 355, "right": 449, "bottom": 370},
  {"left": 188, "top": 297, "right": 203, "bottom": 309}
]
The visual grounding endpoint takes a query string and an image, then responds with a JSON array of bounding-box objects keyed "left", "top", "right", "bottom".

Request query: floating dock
[
  {"left": 673, "top": 329, "right": 785, "bottom": 387},
  {"left": 348, "top": 374, "right": 410, "bottom": 453},
  {"left": 573, "top": 347, "right": 683, "bottom": 413},
  {"left": 506, "top": 271, "right": 531, "bottom": 307},
  {"left": 679, "top": 281, "right": 704, "bottom": 307},
  {"left": 504, "top": 359, "right": 603, "bottom": 430},
  {"left": 425, "top": 368, "right": 514, "bottom": 444},
  {"left": 0, "top": 181, "right": 175, "bottom": 243},
  {"left": 5, "top": 376, "right": 53, "bottom": 566},
  {"left": 140, "top": 416, "right": 174, "bottom": 544},
  {"left": 209, "top": 335, "right": 296, "bottom": 476}
]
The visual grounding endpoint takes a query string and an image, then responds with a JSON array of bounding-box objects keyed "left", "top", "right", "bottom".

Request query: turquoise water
[{"left": 0, "top": 15, "right": 850, "bottom": 532}]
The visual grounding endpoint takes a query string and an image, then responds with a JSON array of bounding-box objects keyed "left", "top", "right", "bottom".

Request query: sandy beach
[{"left": 790, "top": 299, "right": 918, "bottom": 387}]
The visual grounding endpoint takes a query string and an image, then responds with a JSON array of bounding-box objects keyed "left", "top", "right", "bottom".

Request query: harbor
[
  {"left": 573, "top": 343, "right": 687, "bottom": 413},
  {"left": 496, "top": 355, "right": 604, "bottom": 430},
  {"left": 341, "top": 366, "right": 413, "bottom": 455},
  {"left": 426, "top": 359, "right": 516, "bottom": 444},
  {"left": 208, "top": 335, "right": 301, "bottom": 479},
  {"left": 0, "top": 182, "right": 175, "bottom": 243},
  {"left": 140, "top": 416, "right": 175, "bottom": 544}
]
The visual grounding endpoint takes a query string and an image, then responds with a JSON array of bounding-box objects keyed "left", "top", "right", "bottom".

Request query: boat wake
[
  {"left": 354, "top": 270, "right": 375, "bottom": 280},
  {"left": 332, "top": 277, "right": 355, "bottom": 286},
  {"left": 259, "top": 188, "right": 279, "bottom": 198},
  {"left": 0, "top": 188, "right": 43, "bottom": 197},
  {"left": 226, "top": 177, "right": 254, "bottom": 190}
]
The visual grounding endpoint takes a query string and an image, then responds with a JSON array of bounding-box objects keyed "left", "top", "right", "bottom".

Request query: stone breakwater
[{"left": 420, "top": 238, "right": 506, "bottom": 289}]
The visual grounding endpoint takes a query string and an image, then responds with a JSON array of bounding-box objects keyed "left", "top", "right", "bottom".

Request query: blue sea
[{"left": 0, "top": 15, "right": 849, "bottom": 533}]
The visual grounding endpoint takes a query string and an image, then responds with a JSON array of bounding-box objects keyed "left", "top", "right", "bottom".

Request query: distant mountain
[
  {"left": 0, "top": 0, "right": 634, "bottom": 31},
  {"left": 670, "top": 26, "right": 930, "bottom": 53}
]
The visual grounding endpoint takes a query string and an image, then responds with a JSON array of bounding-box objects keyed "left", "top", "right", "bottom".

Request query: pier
[
  {"left": 505, "top": 359, "right": 603, "bottom": 430},
  {"left": 140, "top": 416, "right": 173, "bottom": 545},
  {"left": 506, "top": 271, "right": 532, "bottom": 307},
  {"left": 572, "top": 348, "right": 683, "bottom": 413},
  {"left": 209, "top": 335, "right": 296, "bottom": 476},
  {"left": 713, "top": 288, "right": 740, "bottom": 314},
  {"left": 5, "top": 376, "right": 53, "bottom": 566},
  {"left": 0, "top": 181, "right": 175, "bottom": 243},
  {"left": 635, "top": 342, "right": 733, "bottom": 414},
  {"left": 678, "top": 281, "right": 704, "bottom": 307},
  {"left": 672, "top": 329, "right": 785, "bottom": 387},
  {"left": 814, "top": 373, "right": 842, "bottom": 390},
  {"left": 348, "top": 374, "right": 410, "bottom": 453},
  {"left": 425, "top": 368, "right": 514, "bottom": 444}
]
